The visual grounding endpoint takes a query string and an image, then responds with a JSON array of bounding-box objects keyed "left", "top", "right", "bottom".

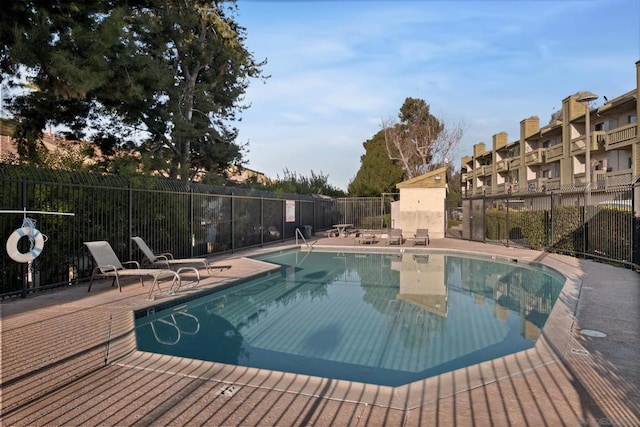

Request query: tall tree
[
  {"left": 382, "top": 97, "right": 464, "bottom": 179},
  {"left": 348, "top": 130, "right": 405, "bottom": 196},
  {"left": 1, "top": 1, "right": 123, "bottom": 161},
  {"left": 0, "top": 1, "right": 266, "bottom": 179},
  {"left": 102, "top": 1, "right": 266, "bottom": 180}
]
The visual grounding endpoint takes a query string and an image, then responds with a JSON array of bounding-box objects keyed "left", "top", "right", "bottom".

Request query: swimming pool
[{"left": 135, "top": 249, "right": 565, "bottom": 387}]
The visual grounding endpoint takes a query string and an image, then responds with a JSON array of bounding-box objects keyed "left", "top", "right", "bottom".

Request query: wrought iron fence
[
  {"left": 334, "top": 195, "right": 397, "bottom": 229},
  {"left": 0, "top": 164, "right": 336, "bottom": 298},
  {"left": 461, "top": 183, "right": 639, "bottom": 270}
]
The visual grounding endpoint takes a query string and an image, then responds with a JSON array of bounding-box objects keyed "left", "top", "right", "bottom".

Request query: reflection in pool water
[{"left": 135, "top": 251, "right": 564, "bottom": 386}]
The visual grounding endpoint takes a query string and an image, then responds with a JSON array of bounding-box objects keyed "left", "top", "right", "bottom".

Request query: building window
[
  {"left": 595, "top": 121, "right": 612, "bottom": 131},
  {"left": 629, "top": 114, "right": 637, "bottom": 124}
]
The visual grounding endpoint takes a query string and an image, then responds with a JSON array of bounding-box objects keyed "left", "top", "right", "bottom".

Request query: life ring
[{"left": 6, "top": 227, "right": 45, "bottom": 263}]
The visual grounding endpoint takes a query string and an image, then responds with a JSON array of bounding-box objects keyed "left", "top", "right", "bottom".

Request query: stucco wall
[{"left": 397, "top": 187, "right": 447, "bottom": 239}]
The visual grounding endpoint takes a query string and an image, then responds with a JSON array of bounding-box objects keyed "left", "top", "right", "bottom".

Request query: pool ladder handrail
[
  {"left": 295, "top": 227, "right": 315, "bottom": 250},
  {"left": 150, "top": 311, "right": 200, "bottom": 345}
]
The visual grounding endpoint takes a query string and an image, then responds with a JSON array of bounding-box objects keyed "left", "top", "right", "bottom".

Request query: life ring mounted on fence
[{"left": 6, "top": 227, "right": 45, "bottom": 263}]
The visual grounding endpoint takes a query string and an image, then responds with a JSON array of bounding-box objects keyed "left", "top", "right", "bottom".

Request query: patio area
[{"left": 1, "top": 237, "right": 639, "bottom": 426}]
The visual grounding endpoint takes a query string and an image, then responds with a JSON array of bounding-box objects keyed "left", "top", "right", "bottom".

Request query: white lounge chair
[
  {"left": 132, "top": 236, "right": 231, "bottom": 276},
  {"left": 386, "top": 228, "right": 403, "bottom": 245},
  {"left": 413, "top": 229, "right": 430, "bottom": 246},
  {"left": 85, "top": 241, "right": 200, "bottom": 299}
]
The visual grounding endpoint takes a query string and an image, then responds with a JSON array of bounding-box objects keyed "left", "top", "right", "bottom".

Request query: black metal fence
[
  {"left": 0, "top": 164, "right": 336, "bottom": 298},
  {"left": 461, "top": 182, "right": 639, "bottom": 270},
  {"left": 6, "top": 162, "right": 635, "bottom": 298},
  {"left": 333, "top": 195, "right": 396, "bottom": 230}
]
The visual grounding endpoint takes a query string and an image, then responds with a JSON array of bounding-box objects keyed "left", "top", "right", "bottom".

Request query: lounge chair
[
  {"left": 326, "top": 228, "right": 339, "bottom": 237},
  {"left": 356, "top": 232, "right": 376, "bottom": 244},
  {"left": 387, "top": 228, "right": 403, "bottom": 245},
  {"left": 85, "top": 241, "right": 200, "bottom": 299},
  {"left": 413, "top": 229, "right": 430, "bottom": 246},
  {"left": 132, "top": 236, "right": 231, "bottom": 276}
]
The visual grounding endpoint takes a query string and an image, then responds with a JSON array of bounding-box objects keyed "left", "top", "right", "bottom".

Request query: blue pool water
[{"left": 135, "top": 249, "right": 565, "bottom": 386}]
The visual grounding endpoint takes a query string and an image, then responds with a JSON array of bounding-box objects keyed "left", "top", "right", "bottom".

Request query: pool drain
[
  {"left": 217, "top": 384, "right": 237, "bottom": 396},
  {"left": 580, "top": 329, "right": 607, "bottom": 338}
]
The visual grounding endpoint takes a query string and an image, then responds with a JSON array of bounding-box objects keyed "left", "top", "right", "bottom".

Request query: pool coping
[{"left": 112, "top": 244, "right": 583, "bottom": 411}]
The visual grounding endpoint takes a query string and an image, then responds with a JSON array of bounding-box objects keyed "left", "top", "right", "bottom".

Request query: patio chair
[
  {"left": 85, "top": 241, "right": 200, "bottom": 299},
  {"left": 356, "top": 232, "right": 376, "bottom": 244},
  {"left": 413, "top": 229, "right": 430, "bottom": 246},
  {"left": 132, "top": 236, "right": 231, "bottom": 276},
  {"left": 386, "top": 228, "right": 403, "bottom": 245}
]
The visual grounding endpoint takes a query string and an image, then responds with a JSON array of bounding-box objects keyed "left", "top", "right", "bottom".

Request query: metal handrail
[{"left": 295, "top": 228, "right": 314, "bottom": 250}]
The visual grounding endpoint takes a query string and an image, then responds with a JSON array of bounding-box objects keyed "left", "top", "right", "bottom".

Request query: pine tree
[{"left": 348, "top": 130, "right": 405, "bottom": 196}]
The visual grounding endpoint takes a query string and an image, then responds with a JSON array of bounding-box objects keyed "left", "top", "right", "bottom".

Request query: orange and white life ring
[{"left": 6, "top": 227, "right": 45, "bottom": 263}]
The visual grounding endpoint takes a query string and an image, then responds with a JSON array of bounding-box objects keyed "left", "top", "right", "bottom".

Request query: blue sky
[{"left": 234, "top": 0, "right": 640, "bottom": 191}]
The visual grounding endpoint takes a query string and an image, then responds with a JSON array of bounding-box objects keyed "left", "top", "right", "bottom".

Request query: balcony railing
[
  {"left": 545, "top": 144, "right": 564, "bottom": 162},
  {"left": 495, "top": 159, "right": 506, "bottom": 173},
  {"left": 526, "top": 177, "right": 548, "bottom": 192},
  {"left": 570, "top": 131, "right": 605, "bottom": 155},
  {"left": 525, "top": 148, "right": 544, "bottom": 165},
  {"left": 606, "top": 123, "right": 637, "bottom": 150},
  {"left": 476, "top": 165, "right": 491, "bottom": 177},
  {"left": 545, "top": 178, "right": 561, "bottom": 190}
]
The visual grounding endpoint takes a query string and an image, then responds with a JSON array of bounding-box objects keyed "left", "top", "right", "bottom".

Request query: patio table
[{"left": 332, "top": 223, "right": 354, "bottom": 238}]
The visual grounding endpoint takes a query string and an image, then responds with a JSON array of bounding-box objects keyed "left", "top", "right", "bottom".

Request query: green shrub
[{"left": 549, "top": 205, "right": 582, "bottom": 255}]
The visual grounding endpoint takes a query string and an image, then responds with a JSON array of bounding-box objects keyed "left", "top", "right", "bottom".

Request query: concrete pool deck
[{"left": 1, "top": 237, "right": 639, "bottom": 426}]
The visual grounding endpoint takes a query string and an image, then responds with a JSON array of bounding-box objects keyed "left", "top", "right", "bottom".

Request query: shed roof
[{"left": 396, "top": 166, "right": 448, "bottom": 189}]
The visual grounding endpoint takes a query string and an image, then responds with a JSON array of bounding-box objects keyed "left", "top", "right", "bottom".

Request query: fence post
[
  {"left": 482, "top": 192, "right": 486, "bottom": 243},
  {"left": 634, "top": 182, "right": 640, "bottom": 268},
  {"left": 506, "top": 188, "right": 510, "bottom": 248},
  {"left": 549, "top": 191, "right": 554, "bottom": 250},
  {"left": 21, "top": 174, "right": 27, "bottom": 299},
  {"left": 582, "top": 190, "right": 587, "bottom": 256},
  {"left": 189, "top": 184, "right": 194, "bottom": 257},
  {"left": 128, "top": 183, "right": 133, "bottom": 260},
  {"left": 231, "top": 194, "right": 235, "bottom": 252}
]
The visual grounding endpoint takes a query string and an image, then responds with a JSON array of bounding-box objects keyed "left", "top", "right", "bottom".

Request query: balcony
[
  {"left": 497, "top": 182, "right": 518, "bottom": 194},
  {"left": 545, "top": 178, "right": 561, "bottom": 190},
  {"left": 524, "top": 148, "right": 545, "bottom": 165},
  {"left": 605, "top": 123, "right": 637, "bottom": 150},
  {"left": 495, "top": 159, "right": 507, "bottom": 173},
  {"left": 602, "top": 168, "right": 634, "bottom": 187},
  {"left": 545, "top": 144, "right": 564, "bottom": 162},
  {"left": 474, "top": 185, "right": 490, "bottom": 196},
  {"left": 476, "top": 165, "right": 492, "bottom": 177},
  {"left": 526, "top": 178, "right": 547, "bottom": 192},
  {"left": 570, "top": 131, "right": 604, "bottom": 155}
]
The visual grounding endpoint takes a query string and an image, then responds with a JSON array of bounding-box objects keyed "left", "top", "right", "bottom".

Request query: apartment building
[{"left": 461, "top": 60, "right": 639, "bottom": 197}]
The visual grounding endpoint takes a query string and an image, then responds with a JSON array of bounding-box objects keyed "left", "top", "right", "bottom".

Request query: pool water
[{"left": 135, "top": 250, "right": 565, "bottom": 386}]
